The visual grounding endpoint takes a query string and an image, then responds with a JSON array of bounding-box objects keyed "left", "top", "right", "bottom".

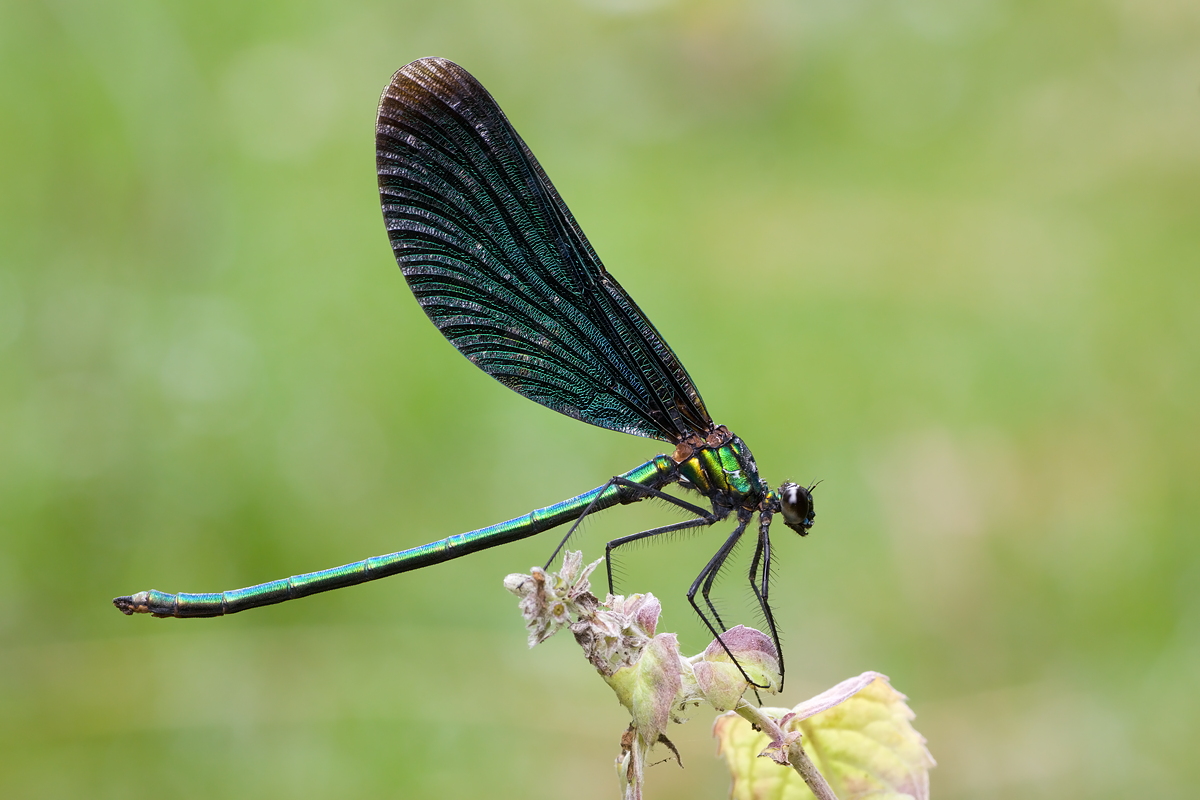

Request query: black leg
[
  {"left": 607, "top": 475, "right": 712, "bottom": 517},
  {"left": 744, "top": 534, "right": 770, "bottom": 705},
  {"left": 543, "top": 475, "right": 619, "bottom": 569},
  {"left": 604, "top": 513, "right": 718, "bottom": 595},
  {"left": 543, "top": 474, "right": 707, "bottom": 570},
  {"left": 686, "top": 516, "right": 773, "bottom": 690},
  {"left": 748, "top": 515, "right": 785, "bottom": 689},
  {"left": 697, "top": 518, "right": 744, "bottom": 633}
]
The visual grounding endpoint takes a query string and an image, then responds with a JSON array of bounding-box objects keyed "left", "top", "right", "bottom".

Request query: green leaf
[
  {"left": 603, "top": 633, "right": 682, "bottom": 743},
  {"left": 713, "top": 672, "right": 935, "bottom": 800}
]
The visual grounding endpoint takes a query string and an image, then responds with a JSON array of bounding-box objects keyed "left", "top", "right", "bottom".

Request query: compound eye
[{"left": 778, "top": 482, "right": 815, "bottom": 534}]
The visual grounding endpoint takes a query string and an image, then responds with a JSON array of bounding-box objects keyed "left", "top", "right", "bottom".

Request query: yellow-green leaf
[{"left": 713, "top": 672, "right": 934, "bottom": 800}]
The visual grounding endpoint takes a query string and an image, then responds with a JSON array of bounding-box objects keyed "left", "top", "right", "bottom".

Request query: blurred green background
[{"left": 2, "top": 0, "right": 1197, "bottom": 798}]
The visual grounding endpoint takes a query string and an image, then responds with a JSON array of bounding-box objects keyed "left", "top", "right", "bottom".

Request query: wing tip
[
  {"left": 377, "top": 57, "right": 481, "bottom": 134},
  {"left": 382, "top": 57, "right": 468, "bottom": 99}
]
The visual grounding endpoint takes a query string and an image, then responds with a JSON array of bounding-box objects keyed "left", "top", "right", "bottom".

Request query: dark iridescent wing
[{"left": 376, "top": 57, "right": 712, "bottom": 444}]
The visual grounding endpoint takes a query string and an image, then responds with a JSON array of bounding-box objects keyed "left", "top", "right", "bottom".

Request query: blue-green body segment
[{"left": 121, "top": 456, "right": 676, "bottom": 618}]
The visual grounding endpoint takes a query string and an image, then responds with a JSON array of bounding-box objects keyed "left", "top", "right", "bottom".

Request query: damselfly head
[{"left": 778, "top": 482, "right": 816, "bottom": 535}]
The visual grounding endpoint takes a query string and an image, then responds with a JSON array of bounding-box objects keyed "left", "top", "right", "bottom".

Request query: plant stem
[{"left": 734, "top": 702, "right": 839, "bottom": 800}]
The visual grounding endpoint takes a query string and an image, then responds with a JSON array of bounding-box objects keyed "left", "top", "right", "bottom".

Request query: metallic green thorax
[{"left": 676, "top": 435, "right": 768, "bottom": 509}]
